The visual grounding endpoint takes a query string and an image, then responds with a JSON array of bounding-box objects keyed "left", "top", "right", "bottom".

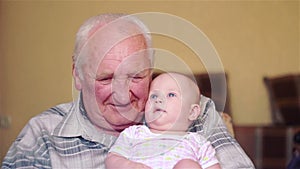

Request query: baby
[{"left": 105, "top": 72, "right": 221, "bottom": 169}]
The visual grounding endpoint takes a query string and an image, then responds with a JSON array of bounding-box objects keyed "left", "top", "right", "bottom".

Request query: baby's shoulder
[{"left": 185, "top": 132, "right": 208, "bottom": 144}]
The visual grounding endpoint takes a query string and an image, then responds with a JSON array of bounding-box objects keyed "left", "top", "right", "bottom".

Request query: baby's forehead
[
  {"left": 155, "top": 73, "right": 192, "bottom": 82},
  {"left": 153, "top": 73, "right": 194, "bottom": 88}
]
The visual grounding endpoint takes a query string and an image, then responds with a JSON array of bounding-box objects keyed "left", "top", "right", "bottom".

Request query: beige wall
[{"left": 0, "top": 1, "right": 299, "bottom": 161}]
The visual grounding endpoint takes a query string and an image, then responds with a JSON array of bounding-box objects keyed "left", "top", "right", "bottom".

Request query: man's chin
[
  {"left": 104, "top": 109, "right": 144, "bottom": 131},
  {"left": 111, "top": 121, "right": 142, "bottom": 132}
]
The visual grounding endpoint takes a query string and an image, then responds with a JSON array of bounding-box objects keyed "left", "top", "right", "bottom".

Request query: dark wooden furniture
[
  {"left": 264, "top": 74, "right": 300, "bottom": 125},
  {"left": 194, "top": 72, "right": 231, "bottom": 114},
  {"left": 234, "top": 125, "right": 300, "bottom": 169}
]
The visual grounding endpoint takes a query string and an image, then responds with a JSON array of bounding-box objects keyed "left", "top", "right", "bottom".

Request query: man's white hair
[{"left": 73, "top": 13, "right": 154, "bottom": 75}]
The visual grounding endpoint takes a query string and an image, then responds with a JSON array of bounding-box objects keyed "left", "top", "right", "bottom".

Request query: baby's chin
[{"left": 145, "top": 111, "right": 165, "bottom": 122}]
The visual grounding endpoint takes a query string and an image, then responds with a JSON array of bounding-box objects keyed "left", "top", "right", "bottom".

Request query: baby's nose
[
  {"left": 155, "top": 98, "right": 163, "bottom": 103},
  {"left": 154, "top": 96, "right": 164, "bottom": 104}
]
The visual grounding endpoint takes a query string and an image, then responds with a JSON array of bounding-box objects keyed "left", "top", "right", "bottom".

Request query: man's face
[{"left": 75, "top": 34, "right": 151, "bottom": 133}]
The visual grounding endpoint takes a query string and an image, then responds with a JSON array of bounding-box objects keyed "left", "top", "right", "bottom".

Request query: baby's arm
[
  {"left": 173, "top": 159, "right": 221, "bottom": 169},
  {"left": 105, "top": 152, "right": 151, "bottom": 169},
  {"left": 173, "top": 159, "right": 203, "bottom": 169}
]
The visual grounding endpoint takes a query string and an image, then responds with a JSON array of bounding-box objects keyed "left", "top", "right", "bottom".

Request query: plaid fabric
[
  {"left": 189, "top": 95, "right": 255, "bottom": 169},
  {"left": 2, "top": 97, "right": 116, "bottom": 169},
  {"left": 2, "top": 95, "right": 255, "bottom": 168}
]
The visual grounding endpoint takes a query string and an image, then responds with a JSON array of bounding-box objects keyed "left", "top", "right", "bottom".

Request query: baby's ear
[{"left": 188, "top": 104, "right": 201, "bottom": 121}]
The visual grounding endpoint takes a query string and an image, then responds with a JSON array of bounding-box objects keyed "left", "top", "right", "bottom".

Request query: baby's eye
[
  {"left": 167, "top": 93, "right": 176, "bottom": 97},
  {"left": 150, "top": 94, "right": 158, "bottom": 100}
]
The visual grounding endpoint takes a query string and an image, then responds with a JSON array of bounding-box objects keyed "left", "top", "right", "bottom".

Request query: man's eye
[
  {"left": 131, "top": 76, "right": 145, "bottom": 82},
  {"left": 96, "top": 77, "right": 113, "bottom": 84},
  {"left": 167, "top": 93, "right": 176, "bottom": 97}
]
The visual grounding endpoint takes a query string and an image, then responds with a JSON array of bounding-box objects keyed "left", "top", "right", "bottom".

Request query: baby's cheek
[{"left": 145, "top": 101, "right": 152, "bottom": 113}]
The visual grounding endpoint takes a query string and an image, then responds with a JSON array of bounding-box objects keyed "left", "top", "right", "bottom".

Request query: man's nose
[{"left": 112, "top": 79, "right": 131, "bottom": 105}]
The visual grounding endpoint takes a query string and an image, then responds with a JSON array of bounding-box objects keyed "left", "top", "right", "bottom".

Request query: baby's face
[{"left": 145, "top": 73, "right": 194, "bottom": 132}]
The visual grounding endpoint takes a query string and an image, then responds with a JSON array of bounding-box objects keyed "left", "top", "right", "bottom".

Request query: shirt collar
[{"left": 52, "top": 92, "right": 117, "bottom": 147}]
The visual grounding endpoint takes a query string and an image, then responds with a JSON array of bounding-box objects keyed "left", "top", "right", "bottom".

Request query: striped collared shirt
[
  {"left": 2, "top": 96, "right": 116, "bottom": 168},
  {"left": 2, "top": 95, "right": 255, "bottom": 169}
]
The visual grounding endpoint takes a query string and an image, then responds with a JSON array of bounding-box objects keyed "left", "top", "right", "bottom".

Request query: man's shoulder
[
  {"left": 25, "top": 101, "right": 74, "bottom": 134},
  {"left": 40, "top": 101, "right": 74, "bottom": 117}
]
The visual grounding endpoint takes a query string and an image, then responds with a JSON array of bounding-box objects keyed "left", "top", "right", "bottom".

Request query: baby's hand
[
  {"left": 128, "top": 161, "right": 152, "bottom": 169},
  {"left": 105, "top": 153, "right": 151, "bottom": 169}
]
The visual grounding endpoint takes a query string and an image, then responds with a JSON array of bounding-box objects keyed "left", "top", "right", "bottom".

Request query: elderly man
[{"left": 2, "top": 13, "right": 254, "bottom": 168}]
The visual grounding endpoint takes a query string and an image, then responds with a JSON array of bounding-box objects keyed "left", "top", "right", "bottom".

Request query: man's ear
[
  {"left": 72, "top": 64, "right": 82, "bottom": 90},
  {"left": 188, "top": 104, "right": 201, "bottom": 121}
]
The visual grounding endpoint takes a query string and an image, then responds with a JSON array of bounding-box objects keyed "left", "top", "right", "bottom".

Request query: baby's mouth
[{"left": 154, "top": 108, "right": 166, "bottom": 113}]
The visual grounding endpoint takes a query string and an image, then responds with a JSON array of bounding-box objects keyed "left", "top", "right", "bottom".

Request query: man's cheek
[
  {"left": 134, "top": 82, "right": 150, "bottom": 99},
  {"left": 94, "top": 84, "right": 110, "bottom": 101}
]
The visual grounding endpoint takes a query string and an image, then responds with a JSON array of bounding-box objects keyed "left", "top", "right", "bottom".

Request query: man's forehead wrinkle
[
  {"left": 85, "top": 36, "right": 146, "bottom": 69},
  {"left": 95, "top": 61, "right": 149, "bottom": 78},
  {"left": 114, "top": 65, "right": 147, "bottom": 77}
]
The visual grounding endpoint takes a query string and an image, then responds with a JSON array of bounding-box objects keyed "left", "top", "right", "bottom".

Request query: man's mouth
[
  {"left": 112, "top": 102, "right": 131, "bottom": 107},
  {"left": 108, "top": 102, "right": 134, "bottom": 112},
  {"left": 110, "top": 98, "right": 136, "bottom": 107}
]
